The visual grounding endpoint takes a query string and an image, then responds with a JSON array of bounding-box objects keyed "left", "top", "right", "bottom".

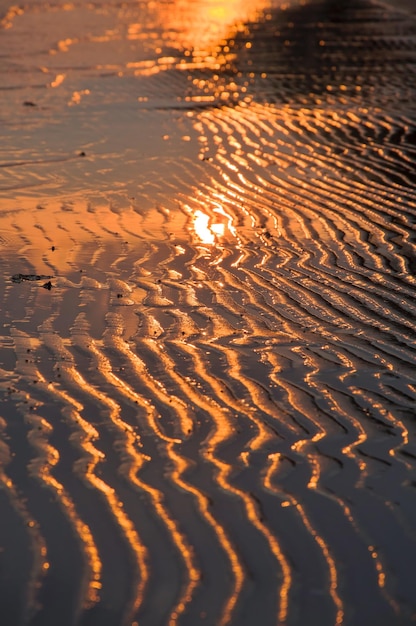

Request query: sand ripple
[{"left": 0, "top": 1, "right": 416, "bottom": 625}]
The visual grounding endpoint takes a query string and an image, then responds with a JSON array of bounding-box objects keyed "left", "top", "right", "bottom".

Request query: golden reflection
[
  {"left": 26, "top": 410, "right": 102, "bottom": 605},
  {"left": 193, "top": 205, "right": 237, "bottom": 245},
  {"left": 265, "top": 454, "right": 344, "bottom": 625},
  {"left": 50, "top": 73, "right": 66, "bottom": 88},
  {"left": 37, "top": 322, "right": 148, "bottom": 617},
  {"left": 149, "top": 0, "right": 272, "bottom": 57},
  {"left": 63, "top": 365, "right": 149, "bottom": 619},
  {"left": 0, "top": 417, "right": 49, "bottom": 613},
  {"left": 158, "top": 335, "right": 294, "bottom": 623},
  {"left": 19, "top": 369, "right": 101, "bottom": 602},
  {"left": 70, "top": 321, "right": 201, "bottom": 623},
  {"left": 69, "top": 89, "right": 90, "bottom": 106},
  {"left": 194, "top": 210, "right": 223, "bottom": 244},
  {"left": 1, "top": 6, "right": 23, "bottom": 29},
  {"left": 132, "top": 334, "right": 245, "bottom": 625}
]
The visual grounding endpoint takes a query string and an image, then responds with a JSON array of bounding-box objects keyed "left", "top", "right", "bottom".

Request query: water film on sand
[{"left": 0, "top": 1, "right": 416, "bottom": 624}]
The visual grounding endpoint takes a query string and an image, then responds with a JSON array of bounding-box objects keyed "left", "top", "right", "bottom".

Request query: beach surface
[{"left": 1, "top": 1, "right": 416, "bottom": 625}]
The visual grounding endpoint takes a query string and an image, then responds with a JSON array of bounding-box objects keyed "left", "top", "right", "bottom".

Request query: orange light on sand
[
  {"left": 194, "top": 210, "right": 220, "bottom": 244},
  {"left": 193, "top": 207, "right": 236, "bottom": 244},
  {"left": 214, "top": 204, "right": 237, "bottom": 237},
  {"left": 151, "top": 0, "right": 272, "bottom": 55},
  {"left": 50, "top": 73, "right": 66, "bottom": 88}
]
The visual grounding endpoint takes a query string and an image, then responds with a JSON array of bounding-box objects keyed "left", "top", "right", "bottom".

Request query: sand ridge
[{"left": 0, "top": 1, "right": 416, "bottom": 625}]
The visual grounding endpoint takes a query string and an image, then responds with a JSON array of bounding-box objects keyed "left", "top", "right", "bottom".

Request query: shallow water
[{"left": 1, "top": 1, "right": 416, "bottom": 625}]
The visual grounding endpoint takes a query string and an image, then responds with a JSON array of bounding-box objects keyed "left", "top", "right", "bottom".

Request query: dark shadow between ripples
[{"left": 229, "top": 0, "right": 416, "bottom": 104}]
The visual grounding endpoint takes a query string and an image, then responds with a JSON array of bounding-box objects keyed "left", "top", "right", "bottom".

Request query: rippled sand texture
[{"left": 1, "top": 0, "right": 416, "bottom": 625}]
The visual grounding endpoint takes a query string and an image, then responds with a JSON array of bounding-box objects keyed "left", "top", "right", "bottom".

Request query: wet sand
[{"left": 1, "top": 1, "right": 416, "bottom": 625}]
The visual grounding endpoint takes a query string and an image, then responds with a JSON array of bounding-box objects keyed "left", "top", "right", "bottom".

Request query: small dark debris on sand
[{"left": 11, "top": 273, "right": 53, "bottom": 284}]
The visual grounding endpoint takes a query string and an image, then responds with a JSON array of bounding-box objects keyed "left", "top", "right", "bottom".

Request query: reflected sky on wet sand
[{"left": 1, "top": 2, "right": 416, "bottom": 626}]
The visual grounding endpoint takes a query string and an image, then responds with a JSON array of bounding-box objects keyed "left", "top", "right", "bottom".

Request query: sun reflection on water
[
  {"left": 194, "top": 210, "right": 223, "bottom": 244},
  {"left": 193, "top": 205, "right": 237, "bottom": 245},
  {"left": 151, "top": 0, "right": 273, "bottom": 54}
]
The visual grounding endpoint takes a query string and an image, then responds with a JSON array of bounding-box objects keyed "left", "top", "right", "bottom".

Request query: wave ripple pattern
[{"left": 0, "top": 1, "right": 416, "bottom": 625}]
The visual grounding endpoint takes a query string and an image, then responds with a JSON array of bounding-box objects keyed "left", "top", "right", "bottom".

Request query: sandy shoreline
[{"left": 1, "top": 1, "right": 416, "bottom": 625}]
